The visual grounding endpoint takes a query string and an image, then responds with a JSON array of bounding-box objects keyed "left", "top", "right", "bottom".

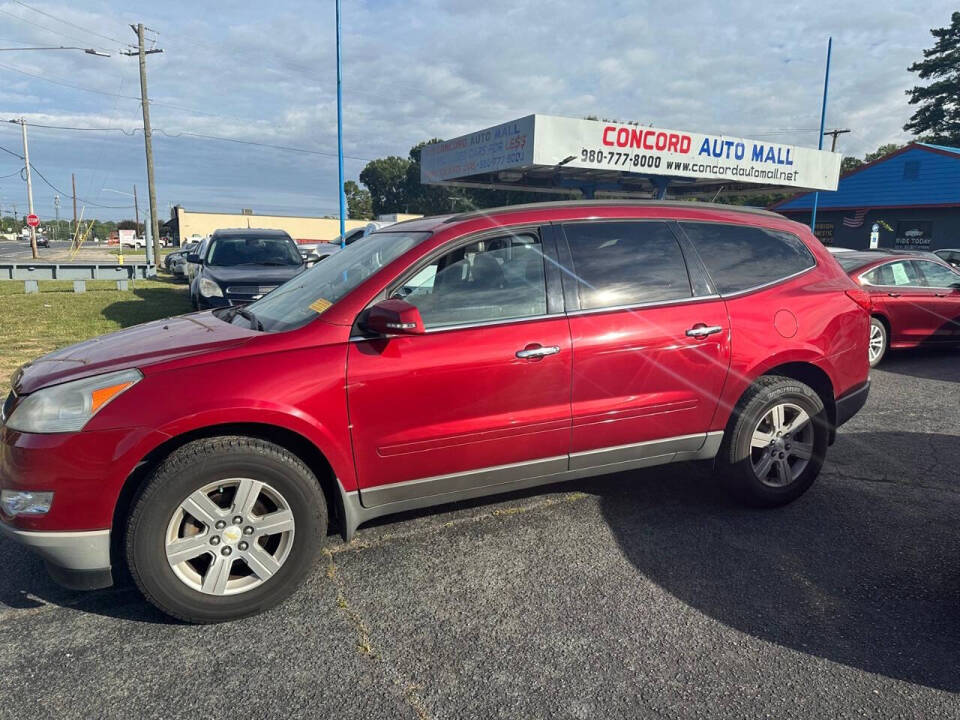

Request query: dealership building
[
  {"left": 771, "top": 143, "right": 960, "bottom": 251},
  {"left": 164, "top": 207, "right": 421, "bottom": 246}
]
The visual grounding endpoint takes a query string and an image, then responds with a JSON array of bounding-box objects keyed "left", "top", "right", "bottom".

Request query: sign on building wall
[
  {"left": 894, "top": 220, "right": 933, "bottom": 249},
  {"left": 814, "top": 222, "right": 835, "bottom": 244},
  {"left": 422, "top": 114, "right": 842, "bottom": 191}
]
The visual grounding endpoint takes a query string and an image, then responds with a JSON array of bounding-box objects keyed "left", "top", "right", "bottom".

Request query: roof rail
[{"left": 443, "top": 198, "right": 783, "bottom": 223}]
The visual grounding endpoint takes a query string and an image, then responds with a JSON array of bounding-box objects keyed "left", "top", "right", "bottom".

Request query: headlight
[
  {"left": 5, "top": 369, "right": 142, "bottom": 433},
  {"left": 1, "top": 490, "right": 53, "bottom": 516},
  {"left": 199, "top": 277, "right": 223, "bottom": 298}
]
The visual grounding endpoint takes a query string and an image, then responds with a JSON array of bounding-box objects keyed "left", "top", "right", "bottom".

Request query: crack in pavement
[{"left": 323, "top": 548, "right": 432, "bottom": 720}]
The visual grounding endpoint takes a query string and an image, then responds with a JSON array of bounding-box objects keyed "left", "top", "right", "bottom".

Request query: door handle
[
  {"left": 887, "top": 292, "right": 901, "bottom": 298},
  {"left": 935, "top": 293, "right": 948, "bottom": 297},
  {"left": 516, "top": 345, "right": 560, "bottom": 359},
  {"left": 685, "top": 324, "right": 724, "bottom": 338}
]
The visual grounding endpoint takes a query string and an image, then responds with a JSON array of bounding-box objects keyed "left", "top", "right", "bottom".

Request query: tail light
[{"left": 845, "top": 288, "right": 872, "bottom": 312}]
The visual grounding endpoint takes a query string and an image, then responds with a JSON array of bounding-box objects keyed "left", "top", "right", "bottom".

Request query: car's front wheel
[
  {"left": 717, "top": 375, "right": 829, "bottom": 507},
  {"left": 126, "top": 436, "right": 327, "bottom": 623}
]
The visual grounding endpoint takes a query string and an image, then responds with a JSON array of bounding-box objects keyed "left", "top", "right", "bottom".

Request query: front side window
[
  {"left": 393, "top": 233, "right": 547, "bottom": 329},
  {"left": 916, "top": 260, "right": 960, "bottom": 288},
  {"left": 562, "top": 221, "right": 691, "bottom": 310},
  {"left": 207, "top": 235, "right": 302, "bottom": 266},
  {"left": 861, "top": 261, "right": 922, "bottom": 287},
  {"left": 680, "top": 222, "right": 816, "bottom": 295}
]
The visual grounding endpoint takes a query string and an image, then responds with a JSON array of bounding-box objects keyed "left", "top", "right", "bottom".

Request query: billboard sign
[{"left": 422, "top": 114, "right": 842, "bottom": 192}]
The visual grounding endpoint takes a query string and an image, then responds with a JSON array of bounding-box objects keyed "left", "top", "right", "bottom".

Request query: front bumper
[
  {"left": 836, "top": 379, "right": 870, "bottom": 428},
  {"left": 0, "top": 522, "right": 112, "bottom": 589}
]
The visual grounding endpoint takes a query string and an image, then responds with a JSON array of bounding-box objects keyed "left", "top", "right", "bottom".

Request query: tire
[
  {"left": 125, "top": 436, "right": 327, "bottom": 623},
  {"left": 717, "top": 375, "right": 829, "bottom": 508},
  {"left": 868, "top": 317, "right": 888, "bottom": 367}
]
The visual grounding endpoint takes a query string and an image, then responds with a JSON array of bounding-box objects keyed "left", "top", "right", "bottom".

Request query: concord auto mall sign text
[{"left": 421, "top": 114, "right": 842, "bottom": 191}]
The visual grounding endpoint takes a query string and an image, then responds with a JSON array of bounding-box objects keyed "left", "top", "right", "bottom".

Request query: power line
[
  {"left": 0, "top": 143, "right": 24, "bottom": 160},
  {"left": 0, "top": 120, "right": 375, "bottom": 161},
  {"left": 0, "top": 60, "right": 138, "bottom": 100},
  {"left": 0, "top": 8, "right": 112, "bottom": 54},
  {"left": 28, "top": 162, "right": 133, "bottom": 208},
  {"left": 12, "top": 0, "right": 129, "bottom": 47}
]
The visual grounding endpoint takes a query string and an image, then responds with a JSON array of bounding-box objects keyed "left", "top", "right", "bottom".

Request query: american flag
[{"left": 842, "top": 209, "right": 868, "bottom": 228}]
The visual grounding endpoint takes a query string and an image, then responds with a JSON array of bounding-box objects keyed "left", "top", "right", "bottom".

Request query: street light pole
[
  {"left": 17, "top": 119, "right": 38, "bottom": 259},
  {"left": 336, "top": 0, "right": 346, "bottom": 247},
  {"left": 122, "top": 25, "right": 163, "bottom": 265}
]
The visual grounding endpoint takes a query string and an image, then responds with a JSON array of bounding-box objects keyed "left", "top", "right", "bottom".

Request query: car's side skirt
[{"left": 336, "top": 431, "right": 724, "bottom": 541}]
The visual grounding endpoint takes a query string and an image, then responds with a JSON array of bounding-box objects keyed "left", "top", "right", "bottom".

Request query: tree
[
  {"left": 863, "top": 144, "right": 903, "bottom": 163},
  {"left": 904, "top": 12, "right": 960, "bottom": 146},
  {"left": 840, "top": 156, "right": 864, "bottom": 174},
  {"left": 343, "top": 180, "right": 373, "bottom": 219},
  {"left": 359, "top": 156, "right": 412, "bottom": 216}
]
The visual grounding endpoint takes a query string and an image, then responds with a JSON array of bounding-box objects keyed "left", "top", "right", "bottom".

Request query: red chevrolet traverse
[{"left": 0, "top": 201, "right": 871, "bottom": 622}]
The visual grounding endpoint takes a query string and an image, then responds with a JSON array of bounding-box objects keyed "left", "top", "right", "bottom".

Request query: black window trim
[
  {"left": 353, "top": 224, "right": 563, "bottom": 337},
  {"left": 674, "top": 220, "right": 819, "bottom": 299},
  {"left": 555, "top": 218, "right": 714, "bottom": 316}
]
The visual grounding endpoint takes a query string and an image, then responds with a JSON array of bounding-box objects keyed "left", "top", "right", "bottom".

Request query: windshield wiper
[{"left": 235, "top": 306, "right": 264, "bottom": 331}]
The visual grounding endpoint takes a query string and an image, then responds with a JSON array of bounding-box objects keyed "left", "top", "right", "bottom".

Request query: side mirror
[
  {"left": 362, "top": 299, "right": 425, "bottom": 336},
  {"left": 186, "top": 253, "right": 201, "bottom": 264},
  {"left": 304, "top": 252, "right": 322, "bottom": 266}
]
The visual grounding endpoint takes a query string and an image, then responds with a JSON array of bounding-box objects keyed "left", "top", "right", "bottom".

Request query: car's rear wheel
[
  {"left": 868, "top": 317, "right": 887, "bottom": 367},
  {"left": 126, "top": 436, "right": 326, "bottom": 623},
  {"left": 717, "top": 375, "right": 828, "bottom": 507}
]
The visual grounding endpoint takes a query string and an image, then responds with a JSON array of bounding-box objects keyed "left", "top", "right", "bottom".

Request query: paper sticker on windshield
[
  {"left": 309, "top": 298, "right": 333, "bottom": 314},
  {"left": 891, "top": 263, "right": 910, "bottom": 285}
]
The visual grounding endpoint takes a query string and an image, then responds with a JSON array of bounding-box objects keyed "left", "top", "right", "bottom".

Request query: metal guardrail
[{"left": 0, "top": 262, "right": 157, "bottom": 292}]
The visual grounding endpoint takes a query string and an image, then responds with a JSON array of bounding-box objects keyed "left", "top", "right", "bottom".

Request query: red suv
[{"left": 0, "top": 201, "right": 871, "bottom": 622}]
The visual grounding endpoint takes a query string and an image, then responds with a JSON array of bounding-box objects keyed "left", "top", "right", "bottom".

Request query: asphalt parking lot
[{"left": 1, "top": 347, "right": 958, "bottom": 719}]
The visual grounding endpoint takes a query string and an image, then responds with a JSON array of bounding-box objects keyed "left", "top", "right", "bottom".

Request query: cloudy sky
[{"left": 0, "top": 0, "right": 954, "bottom": 222}]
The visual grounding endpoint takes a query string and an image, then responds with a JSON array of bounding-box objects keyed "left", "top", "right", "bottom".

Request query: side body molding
[{"left": 335, "top": 431, "right": 723, "bottom": 540}]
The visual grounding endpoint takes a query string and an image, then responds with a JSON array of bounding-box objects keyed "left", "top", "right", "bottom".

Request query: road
[
  {"left": 1, "top": 348, "right": 959, "bottom": 719},
  {"left": 0, "top": 240, "right": 81, "bottom": 261}
]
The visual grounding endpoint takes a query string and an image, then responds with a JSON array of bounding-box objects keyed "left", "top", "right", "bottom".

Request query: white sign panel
[
  {"left": 421, "top": 115, "right": 535, "bottom": 183},
  {"left": 422, "top": 114, "right": 842, "bottom": 191}
]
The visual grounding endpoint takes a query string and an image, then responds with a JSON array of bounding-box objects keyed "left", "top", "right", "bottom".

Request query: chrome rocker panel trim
[{"left": 336, "top": 431, "right": 723, "bottom": 541}]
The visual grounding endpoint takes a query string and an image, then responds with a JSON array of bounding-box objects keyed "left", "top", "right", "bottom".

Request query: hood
[
  {"left": 203, "top": 264, "right": 305, "bottom": 286},
  {"left": 13, "top": 312, "right": 256, "bottom": 395}
]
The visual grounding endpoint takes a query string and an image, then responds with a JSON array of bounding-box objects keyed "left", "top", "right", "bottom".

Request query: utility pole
[
  {"left": 823, "top": 128, "right": 851, "bottom": 152},
  {"left": 54, "top": 194, "right": 60, "bottom": 241},
  {"left": 71, "top": 173, "right": 77, "bottom": 240},
  {"left": 18, "top": 119, "right": 38, "bottom": 259},
  {"left": 133, "top": 184, "right": 140, "bottom": 235},
  {"left": 122, "top": 25, "right": 163, "bottom": 265}
]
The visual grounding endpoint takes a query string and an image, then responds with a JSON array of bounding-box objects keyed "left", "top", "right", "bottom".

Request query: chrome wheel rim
[
  {"left": 750, "top": 402, "right": 814, "bottom": 488},
  {"left": 165, "top": 478, "right": 295, "bottom": 596},
  {"left": 868, "top": 324, "right": 884, "bottom": 363}
]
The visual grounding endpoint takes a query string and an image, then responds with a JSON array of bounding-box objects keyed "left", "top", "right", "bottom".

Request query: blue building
[{"left": 772, "top": 143, "right": 960, "bottom": 251}]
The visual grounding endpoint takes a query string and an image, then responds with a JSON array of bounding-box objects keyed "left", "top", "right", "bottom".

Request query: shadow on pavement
[
  {"left": 878, "top": 346, "right": 960, "bottom": 383},
  {"left": 598, "top": 429, "right": 960, "bottom": 692}
]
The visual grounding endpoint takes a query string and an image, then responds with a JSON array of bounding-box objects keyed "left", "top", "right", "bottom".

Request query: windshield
[
  {"left": 206, "top": 235, "right": 302, "bottom": 267},
  {"left": 234, "top": 230, "right": 430, "bottom": 332}
]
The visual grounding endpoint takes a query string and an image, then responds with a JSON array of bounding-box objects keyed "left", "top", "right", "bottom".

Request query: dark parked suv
[
  {"left": 189, "top": 228, "right": 307, "bottom": 309},
  {"left": 0, "top": 201, "right": 871, "bottom": 622}
]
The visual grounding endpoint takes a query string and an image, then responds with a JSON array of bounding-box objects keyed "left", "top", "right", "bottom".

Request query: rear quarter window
[{"left": 679, "top": 222, "right": 816, "bottom": 295}]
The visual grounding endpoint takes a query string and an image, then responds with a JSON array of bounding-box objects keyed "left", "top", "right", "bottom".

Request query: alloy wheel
[
  {"left": 164, "top": 478, "right": 295, "bottom": 596},
  {"left": 868, "top": 323, "right": 885, "bottom": 364},
  {"left": 749, "top": 402, "right": 815, "bottom": 488}
]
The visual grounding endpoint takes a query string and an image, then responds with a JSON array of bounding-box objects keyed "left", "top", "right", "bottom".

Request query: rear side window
[
  {"left": 862, "top": 261, "right": 921, "bottom": 287},
  {"left": 680, "top": 222, "right": 816, "bottom": 295},
  {"left": 562, "top": 221, "right": 691, "bottom": 310}
]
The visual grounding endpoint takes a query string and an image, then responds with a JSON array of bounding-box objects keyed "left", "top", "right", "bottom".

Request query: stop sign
[{"left": 26, "top": 214, "right": 39, "bottom": 228}]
